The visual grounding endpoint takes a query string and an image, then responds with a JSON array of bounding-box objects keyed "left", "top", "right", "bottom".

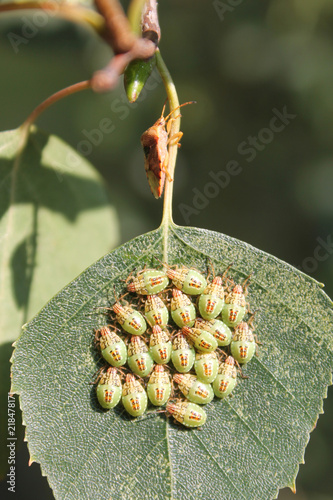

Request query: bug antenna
[
  {"left": 164, "top": 101, "right": 196, "bottom": 122},
  {"left": 222, "top": 263, "right": 234, "bottom": 280},
  {"left": 242, "top": 274, "right": 252, "bottom": 289},
  {"left": 112, "top": 285, "right": 118, "bottom": 303},
  {"left": 206, "top": 258, "right": 215, "bottom": 279},
  {"left": 217, "top": 348, "right": 227, "bottom": 362},
  {"left": 247, "top": 311, "right": 258, "bottom": 328},
  {"left": 153, "top": 255, "right": 167, "bottom": 268},
  {"left": 160, "top": 98, "right": 168, "bottom": 118},
  {"left": 92, "top": 365, "right": 106, "bottom": 385}
]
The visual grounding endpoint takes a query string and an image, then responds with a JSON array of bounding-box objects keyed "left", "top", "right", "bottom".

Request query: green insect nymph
[
  {"left": 213, "top": 356, "right": 237, "bottom": 399},
  {"left": 171, "top": 332, "right": 196, "bottom": 373},
  {"left": 194, "top": 351, "right": 219, "bottom": 384},
  {"left": 96, "top": 367, "right": 122, "bottom": 410},
  {"left": 230, "top": 321, "right": 256, "bottom": 364},
  {"left": 198, "top": 276, "right": 224, "bottom": 320},
  {"left": 170, "top": 289, "right": 196, "bottom": 328},
  {"left": 122, "top": 374, "right": 147, "bottom": 417},
  {"left": 97, "top": 326, "right": 127, "bottom": 367},
  {"left": 182, "top": 326, "right": 218, "bottom": 353},
  {"left": 195, "top": 318, "right": 232, "bottom": 347},
  {"left": 149, "top": 325, "right": 172, "bottom": 364},
  {"left": 166, "top": 401, "right": 207, "bottom": 428},
  {"left": 166, "top": 266, "right": 207, "bottom": 295},
  {"left": 144, "top": 295, "right": 169, "bottom": 328},
  {"left": 127, "top": 268, "right": 169, "bottom": 295},
  {"left": 173, "top": 373, "right": 214, "bottom": 405},
  {"left": 113, "top": 302, "right": 147, "bottom": 335},
  {"left": 147, "top": 365, "right": 172, "bottom": 406},
  {"left": 221, "top": 284, "right": 247, "bottom": 328},
  {"left": 127, "top": 336, "right": 154, "bottom": 377}
]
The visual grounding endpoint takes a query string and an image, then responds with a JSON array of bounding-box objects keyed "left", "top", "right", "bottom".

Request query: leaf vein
[{"left": 192, "top": 431, "right": 247, "bottom": 500}]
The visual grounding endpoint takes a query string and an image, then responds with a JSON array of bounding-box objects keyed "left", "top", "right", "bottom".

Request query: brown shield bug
[{"left": 140, "top": 101, "right": 195, "bottom": 198}]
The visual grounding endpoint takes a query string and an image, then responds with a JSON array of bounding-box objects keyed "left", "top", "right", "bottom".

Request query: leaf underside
[
  {"left": 11, "top": 225, "right": 333, "bottom": 500},
  {"left": 0, "top": 126, "right": 119, "bottom": 476}
]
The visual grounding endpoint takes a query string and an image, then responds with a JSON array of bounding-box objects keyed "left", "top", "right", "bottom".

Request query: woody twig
[
  {"left": 91, "top": 0, "right": 160, "bottom": 92},
  {"left": 141, "top": 0, "right": 161, "bottom": 45},
  {"left": 19, "top": 0, "right": 161, "bottom": 133}
]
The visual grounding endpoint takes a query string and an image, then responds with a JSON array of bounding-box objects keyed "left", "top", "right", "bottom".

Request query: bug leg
[
  {"left": 235, "top": 359, "right": 249, "bottom": 379},
  {"left": 118, "top": 291, "right": 129, "bottom": 303},
  {"left": 92, "top": 365, "right": 107, "bottom": 385},
  {"left": 216, "top": 348, "right": 227, "bottom": 362},
  {"left": 166, "top": 114, "right": 181, "bottom": 133},
  {"left": 94, "top": 328, "right": 101, "bottom": 348},
  {"left": 254, "top": 334, "right": 262, "bottom": 346},
  {"left": 247, "top": 312, "right": 257, "bottom": 329},
  {"left": 168, "top": 131, "right": 183, "bottom": 147},
  {"left": 245, "top": 302, "right": 254, "bottom": 316},
  {"left": 206, "top": 258, "right": 215, "bottom": 280},
  {"left": 162, "top": 151, "right": 173, "bottom": 181},
  {"left": 124, "top": 270, "right": 135, "bottom": 284},
  {"left": 242, "top": 275, "right": 252, "bottom": 296}
]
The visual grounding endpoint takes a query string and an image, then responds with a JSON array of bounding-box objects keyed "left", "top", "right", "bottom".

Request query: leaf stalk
[{"left": 155, "top": 50, "right": 180, "bottom": 261}]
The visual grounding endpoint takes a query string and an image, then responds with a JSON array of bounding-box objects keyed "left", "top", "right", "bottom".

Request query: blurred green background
[{"left": 0, "top": 0, "right": 333, "bottom": 498}]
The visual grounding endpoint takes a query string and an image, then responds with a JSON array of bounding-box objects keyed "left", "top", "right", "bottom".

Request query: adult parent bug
[{"left": 141, "top": 101, "right": 195, "bottom": 198}]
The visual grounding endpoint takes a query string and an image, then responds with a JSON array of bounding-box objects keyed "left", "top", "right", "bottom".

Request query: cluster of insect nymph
[{"left": 94, "top": 262, "right": 259, "bottom": 429}]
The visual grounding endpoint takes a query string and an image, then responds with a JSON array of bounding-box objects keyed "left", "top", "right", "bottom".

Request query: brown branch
[
  {"left": 141, "top": 0, "right": 161, "bottom": 45},
  {"left": 0, "top": 2, "right": 105, "bottom": 33},
  {"left": 22, "top": 80, "right": 91, "bottom": 130},
  {"left": 91, "top": 0, "right": 159, "bottom": 92},
  {"left": 94, "top": 0, "right": 137, "bottom": 54},
  {"left": 90, "top": 39, "right": 155, "bottom": 92}
]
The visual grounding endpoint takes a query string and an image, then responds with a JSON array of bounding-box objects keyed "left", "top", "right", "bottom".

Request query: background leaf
[
  {"left": 11, "top": 225, "right": 333, "bottom": 500},
  {"left": 0, "top": 127, "right": 119, "bottom": 476}
]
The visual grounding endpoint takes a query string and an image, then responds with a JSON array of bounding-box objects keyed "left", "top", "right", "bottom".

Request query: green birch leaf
[
  {"left": 0, "top": 126, "right": 119, "bottom": 476},
  {"left": 11, "top": 224, "right": 333, "bottom": 500}
]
